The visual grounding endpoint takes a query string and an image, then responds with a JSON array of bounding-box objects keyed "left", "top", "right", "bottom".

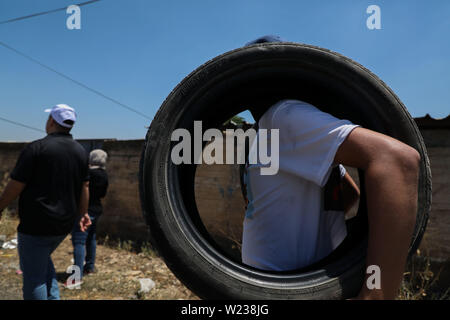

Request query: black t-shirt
[
  {"left": 88, "top": 168, "right": 108, "bottom": 215},
  {"left": 10, "top": 132, "right": 89, "bottom": 236}
]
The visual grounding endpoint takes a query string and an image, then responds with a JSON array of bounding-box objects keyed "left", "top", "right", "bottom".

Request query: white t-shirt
[{"left": 242, "top": 99, "right": 360, "bottom": 271}]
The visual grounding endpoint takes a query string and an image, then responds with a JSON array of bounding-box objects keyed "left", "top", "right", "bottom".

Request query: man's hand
[
  {"left": 79, "top": 213, "right": 92, "bottom": 232},
  {"left": 323, "top": 166, "right": 345, "bottom": 211},
  {"left": 324, "top": 166, "right": 360, "bottom": 213},
  {"left": 341, "top": 171, "right": 360, "bottom": 213}
]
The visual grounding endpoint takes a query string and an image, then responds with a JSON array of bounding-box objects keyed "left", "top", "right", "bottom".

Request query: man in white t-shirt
[
  {"left": 242, "top": 99, "right": 360, "bottom": 271},
  {"left": 243, "top": 36, "right": 420, "bottom": 300}
]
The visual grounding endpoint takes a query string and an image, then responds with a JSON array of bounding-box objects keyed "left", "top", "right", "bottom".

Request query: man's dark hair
[{"left": 245, "top": 35, "right": 284, "bottom": 46}]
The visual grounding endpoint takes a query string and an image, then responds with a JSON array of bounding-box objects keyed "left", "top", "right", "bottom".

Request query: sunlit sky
[{"left": 1, "top": 0, "right": 449, "bottom": 142}]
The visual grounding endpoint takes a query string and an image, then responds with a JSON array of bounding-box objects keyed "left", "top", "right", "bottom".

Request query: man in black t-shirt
[{"left": 0, "top": 104, "right": 91, "bottom": 300}]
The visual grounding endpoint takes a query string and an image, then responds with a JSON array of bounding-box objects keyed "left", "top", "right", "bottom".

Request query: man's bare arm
[
  {"left": 0, "top": 179, "right": 25, "bottom": 219},
  {"left": 334, "top": 127, "right": 419, "bottom": 300}
]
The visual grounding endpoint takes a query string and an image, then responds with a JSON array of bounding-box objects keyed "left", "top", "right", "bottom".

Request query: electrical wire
[
  {"left": 0, "top": 116, "right": 45, "bottom": 133},
  {"left": 0, "top": 0, "right": 102, "bottom": 25},
  {"left": 0, "top": 41, "right": 152, "bottom": 120}
]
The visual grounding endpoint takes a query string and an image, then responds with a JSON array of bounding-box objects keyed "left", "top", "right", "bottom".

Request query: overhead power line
[
  {"left": 0, "top": 0, "right": 102, "bottom": 25},
  {"left": 0, "top": 41, "right": 152, "bottom": 120},
  {"left": 0, "top": 116, "right": 45, "bottom": 133}
]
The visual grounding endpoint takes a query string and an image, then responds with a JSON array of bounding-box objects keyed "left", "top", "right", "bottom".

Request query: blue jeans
[
  {"left": 17, "top": 232, "right": 67, "bottom": 300},
  {"left": 71, "top": 213, "right": 99, "bottom": 278}
]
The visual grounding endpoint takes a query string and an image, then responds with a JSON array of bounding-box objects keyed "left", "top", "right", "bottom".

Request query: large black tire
[{"left": 139, "top": 43, "right": 431, "bottom": 299}]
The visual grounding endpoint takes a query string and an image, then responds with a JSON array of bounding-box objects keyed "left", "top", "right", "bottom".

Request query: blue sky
[{"left": 0, "top": 0, "right": 449, "bottom": 142}]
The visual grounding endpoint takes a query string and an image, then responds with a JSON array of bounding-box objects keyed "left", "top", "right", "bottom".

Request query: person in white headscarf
[{"left": 71, "top": 149, "right": 109, "bottom": 279}]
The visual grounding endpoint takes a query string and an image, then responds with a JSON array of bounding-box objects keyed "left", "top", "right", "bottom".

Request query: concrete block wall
[{"left": 0, "top": 126, "right": 448, "bottom": 262}]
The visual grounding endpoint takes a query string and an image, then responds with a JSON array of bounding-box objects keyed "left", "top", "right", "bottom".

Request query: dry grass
[
  {"left": 0, "top": 174, "right": 197, "bottom": 300},
  {"left": 0, "top": 210, "right": 16, "bottom": 238},
  {"left": 0, "top": 215, "right": 197, "bottom": 300},
  {"left": 0, "top": 173, "right": 17, "bottom": 239},
  {"left": 398, "top": 251, "right": 450, "bottom": 300}
]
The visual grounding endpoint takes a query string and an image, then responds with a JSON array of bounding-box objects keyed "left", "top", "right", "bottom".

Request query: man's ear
[
  {"left": 48, "top": 116, "right": 58, "bottom": 128},
  {"left": 46, "top": 115, "right": 60, "bottom": 133}
]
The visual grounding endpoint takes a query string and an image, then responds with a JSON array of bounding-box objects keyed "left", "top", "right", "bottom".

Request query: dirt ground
[{"left": 0, "top": 217, "right": 198, "bottom": 300}]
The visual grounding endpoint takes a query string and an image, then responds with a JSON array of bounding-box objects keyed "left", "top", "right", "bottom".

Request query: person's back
[
  {"left": 87, "top": 167, "right": 108, "bottom": 214},
  {"left": 242, "top": 99, "right": 359, "bottom": 271},
  {"left": 71, "top": 148, "right": 109, "bottom": 279},
  {"left": 13, "top": 132, "right": 89, "bottom": 236}
]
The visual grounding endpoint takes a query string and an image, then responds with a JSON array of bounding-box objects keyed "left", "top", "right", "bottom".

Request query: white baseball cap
[{"left": 44, "top": 104, "right": 77, "bottom": 128}]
